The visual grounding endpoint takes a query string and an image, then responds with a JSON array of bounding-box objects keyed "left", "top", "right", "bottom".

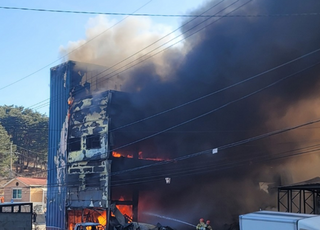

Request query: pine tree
[{"left": 0, "top": 123, "right": 12, "bottom": 176}]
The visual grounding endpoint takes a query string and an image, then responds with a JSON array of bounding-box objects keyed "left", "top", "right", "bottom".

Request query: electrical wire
[
  {"left": 0, "top": 0, "right": 153, "bottom": 91},
  {"left": 111, "top": 116, "right": 320, "bottom": 176},
  {"left": 9, "top": 45, "right": 320, "bottom": 138},
  {"left": 109, "top": 47, "right": 320, "bottom": 132},
  {"left": 30, "top": 0, "right": 230, "bottom": 111},
  {"left": 108, "top": 60, "right": 320, "bottom": 153},
  {"left": 5, "top": 52, "right": 320, "bottom": 171},
  {"left": 15, "top": 140, "right": 320, "bottom": 189},
  {"left": 63, "top": 0, "right": 245, "bottom": 99},
  {"left": 3, "top": 1, "right": 320, "bottom": 190},
  {"left": 30, "top": 109, "right": 320, "bottom": 189},
  {"left": 13, "top": 0, "right": 238, "bottom": 140},
  {"left": 1, "top": 6, "right": 319, "bottom": 18}
]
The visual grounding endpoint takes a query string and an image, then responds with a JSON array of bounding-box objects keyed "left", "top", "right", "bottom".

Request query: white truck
[{"left": 239, "top": 210, "right": 320, "bottom": 230}]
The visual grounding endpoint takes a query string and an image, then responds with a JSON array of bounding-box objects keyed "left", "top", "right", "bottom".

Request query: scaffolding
[{"left": 278, "top": 177, "right": 320, "bottom": 214}]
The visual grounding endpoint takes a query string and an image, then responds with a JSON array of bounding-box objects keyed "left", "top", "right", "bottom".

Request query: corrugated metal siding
[{"left": 47, "top": 61, "right": 72, "bottom": 230}]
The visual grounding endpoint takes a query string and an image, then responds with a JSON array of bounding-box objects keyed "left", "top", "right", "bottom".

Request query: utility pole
[{"left": 10, "top": 142, "right": 13, "bottom": 178}]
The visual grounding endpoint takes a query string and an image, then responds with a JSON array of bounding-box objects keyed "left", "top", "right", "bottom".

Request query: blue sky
[{"left": 0, "top": 0, "right": 207, "bottom": 115}]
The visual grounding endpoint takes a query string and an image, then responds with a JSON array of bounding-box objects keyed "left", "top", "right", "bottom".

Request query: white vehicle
[{"left": 239, "top": 210, "right": 320, "bottom": 230}]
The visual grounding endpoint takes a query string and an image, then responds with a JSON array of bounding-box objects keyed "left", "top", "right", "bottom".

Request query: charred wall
[
  {"left": 67, "top": 90, "right": 111, "bottom": 209},
  {"left": 48, "top": 61, "right": 123, "bottom": 229}
]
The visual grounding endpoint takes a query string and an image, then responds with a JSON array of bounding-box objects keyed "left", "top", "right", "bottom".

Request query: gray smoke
[{"left": 62, "top": 0, "right": 320, "bottom": 229}]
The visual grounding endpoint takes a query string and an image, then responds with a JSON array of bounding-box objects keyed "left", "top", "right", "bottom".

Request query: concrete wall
[{"left": 30, "top": 188, "right": 43, "bottom": 202}]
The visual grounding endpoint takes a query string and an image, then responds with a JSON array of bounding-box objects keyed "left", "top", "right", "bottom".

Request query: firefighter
[
  {"left": 206, "top": 220, "right": 213, "bottom": 230},
  {"left": 196, "top": 218, "right": 206, "bottom": 230}
]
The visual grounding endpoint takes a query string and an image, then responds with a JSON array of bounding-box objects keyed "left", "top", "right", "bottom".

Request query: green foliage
[
  {"left": 0, "top": 105, "right": 48, "bottom": 176},
  {"left": 0, "top": 123, "right": 13, "bottom": 176}
]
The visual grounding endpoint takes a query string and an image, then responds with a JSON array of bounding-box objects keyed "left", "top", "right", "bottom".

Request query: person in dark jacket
[
  {"left": 206, "top": 220, "right": 213, "bottom": 230},
  {"left": 32, "top": 211, "right": 37, "bottom": 222}
]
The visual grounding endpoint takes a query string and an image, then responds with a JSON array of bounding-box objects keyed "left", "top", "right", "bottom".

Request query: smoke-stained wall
[{"left": 66, "top": 90, "right": 111, "bottom": 209}]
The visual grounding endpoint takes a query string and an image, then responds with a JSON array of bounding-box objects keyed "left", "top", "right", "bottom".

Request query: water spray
[{"left": 143, "top": 212, "right": 196, "bottom": 227}]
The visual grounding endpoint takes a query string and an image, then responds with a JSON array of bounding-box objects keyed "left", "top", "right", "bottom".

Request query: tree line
[{"left": 0, "top": 105, "right": 48, "bottom": 178}]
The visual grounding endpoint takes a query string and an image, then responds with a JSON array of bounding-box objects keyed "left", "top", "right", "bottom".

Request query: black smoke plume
[{"left": 65, "top": 0, "right": 320, "bottom": 229}]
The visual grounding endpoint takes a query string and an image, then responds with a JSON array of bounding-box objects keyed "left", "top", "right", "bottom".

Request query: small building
[{"left": 2, "top": 177, "right": 47, "bottom": 213}]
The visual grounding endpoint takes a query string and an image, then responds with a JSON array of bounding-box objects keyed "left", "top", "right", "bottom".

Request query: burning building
[
  {"left": 47, "top": 1, "right": 320, "bottom": 230},
  {"left": 47, "top": 61, "right": 142, "bottom": 229},
  {"left": 47, "top": 61, "right": 176, "bottom": 230}
]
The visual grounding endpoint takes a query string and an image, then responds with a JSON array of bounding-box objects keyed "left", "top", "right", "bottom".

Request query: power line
[
  {"left": 33, "top": 0, "right": 252, "bottom": 117},
  {"left": 6, "top": 47, "right": 320, "bottom": 154},
  {"left": 3, "top": 1, "right": 320, "bottom": 189},
  {"left": 109, "top": 47, "right": 320, "bottom": 132},
  {"left": 0, "top": 0, "right": 153, "bottom": 91},
  {"left": 111, "top": 116, "right": 320, "bottom": 176},
  {"left": 69, "top": 0, "right": 250, "bottom": 97},
  {"left": 13, "top": 141, "right": 319, "bottom": 189},
  {"left": 18, "top": 45, "right": 320, "bottom": 137},
  {"left": 112, "top": 145, "right": 320, "bottom": 186},
  {"left": 109, "top": 60, "right": 320, "bottom": 153},
  {"left": 29, "top": 0, "right": 229, "bottom": 111},
  {"left": 11, "top": 117, "right": 318, "bottom": 189},
  {"left": 35, "top": 137, "right": 320, "bottom": 188},
  {"left": 0, "top": 6, "right": 319, "bottom": 18}
]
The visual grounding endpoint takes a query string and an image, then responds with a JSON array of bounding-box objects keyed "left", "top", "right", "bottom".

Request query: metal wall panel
[
  {"left": 47, "top": 61, "right": 72, "bottom": 230},
  {"left": 47, "top": 61, "right": 113, "bottom": 229}
]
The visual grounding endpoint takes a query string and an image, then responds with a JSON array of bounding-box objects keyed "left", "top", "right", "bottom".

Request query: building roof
[
  {"left": 17, "top": 177, "right": 47, "bottom": 186},
  {"left": 2, "top": 177, "right": 47, "bottom": 187},
  {"left": 278, "top": 176, "right": 320, "bottom": 190}
]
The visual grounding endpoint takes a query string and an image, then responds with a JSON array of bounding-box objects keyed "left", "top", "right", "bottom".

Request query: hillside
[{"left": 0, "top": 105, "right": 48, "bottom": 179}]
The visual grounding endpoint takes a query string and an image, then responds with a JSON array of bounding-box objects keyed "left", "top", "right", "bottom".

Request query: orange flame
[
  {"left": 116, "top": 205, "right": 133, "bottom": 221},
  {"left": 67, "top": 209, "right": 106, "bottom": 230},
  {"left": 68, "top": 96, "right": 74, "bottom": 105},
  {"left": 112, "top": 152, "right": 122, "bottom": 157},
  {"left": 138, "top": 151, "right": 170, "bottom": 161},
  {"left": 112, "top": 151, "right": 133, "bottom": 158},
  {"left": 116, "top": 196, "right": 133, "bottom": 221},
  {"left": 113, "top": 151, "right": 169, "bottom": 162},
  {"left": 97, "top": 211, "right": 107, "bottom": 226}
]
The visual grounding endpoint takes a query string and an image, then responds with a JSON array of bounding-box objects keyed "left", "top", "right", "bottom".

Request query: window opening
[
  {"left": 13, "top": 189, "right": 22, "bottom": 199},
  {"left": 69, "top": 138, "right": 81, "bottom": 151},
  {"left": 86, "top": 135, "right": 101, "bottom": 149}
]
